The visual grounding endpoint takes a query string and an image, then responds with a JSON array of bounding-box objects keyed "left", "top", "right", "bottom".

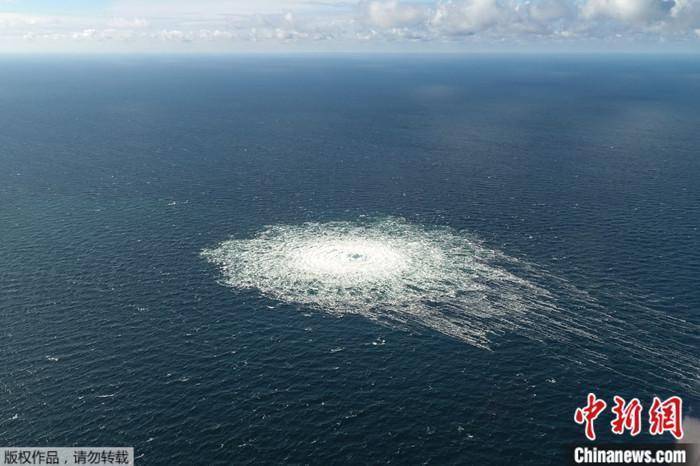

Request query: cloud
[
  {"left": 523, "top": 0, "right": 576, "bottom": 23},
  {"left": 364, "top": 1, "right": 430, "bottom": 29},
  {"left": 107, "top": 17, "right": 150, "bottom": 29},
  {"left": 0, "top": 12, "right": 54, "bottom": 27},
  {"left": 1, "top": 0, "right": 700, "bottom": 52},
  {"left": 431, "top": 0, "right": 507, "bottom": 35},
  {"left": 671, "top": 0, "right": 700, "bottom": 28},
  {"left": 582, "top": 0, "right": 675, "bottom": 23}
]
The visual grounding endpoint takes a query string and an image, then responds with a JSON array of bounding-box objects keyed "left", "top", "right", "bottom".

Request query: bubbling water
[
  {"left": 202, "top": 217, "right": 572, "bottom": 348},
  {"left": 202, "top": 217, "right": 700, "bottom": 394},
  {"left": 288, "top": 238, "right": 411, "bottom": 281}
]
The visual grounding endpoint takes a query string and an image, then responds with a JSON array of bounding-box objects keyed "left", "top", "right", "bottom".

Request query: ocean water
[{"left": 1, "top": 55, "right": 698, "bottom": 464}]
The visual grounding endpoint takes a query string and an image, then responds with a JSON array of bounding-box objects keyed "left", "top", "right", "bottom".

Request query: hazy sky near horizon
[{"left": 1, "top": 0, "right": 699, "bottom": 53}]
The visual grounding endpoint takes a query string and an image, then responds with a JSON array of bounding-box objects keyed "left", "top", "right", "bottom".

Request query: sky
[{"left": 0, "top": 0, "right": 699, "bottom": 53}]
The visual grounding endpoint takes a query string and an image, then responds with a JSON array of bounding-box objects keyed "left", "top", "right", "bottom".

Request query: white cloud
[
  {"left": 365, "top": 1, "right": 430, "bottom": 29},
  {"left": 107, "top": 17, "right": 150, "bottom": 29},
  {"left": 523, "top": 0, "right": 576, "bottom": 23},
  {"left": 0, "top": 12, "right": 54, "bottom": 27},
  {"left": 2, "top": 0, "right": 700, "bottom": 52},
  {"left": 671, "top": 0, "right": 700, "bottom": 28},
  {"left": 431, "top": 0, "right": 507, "bottom": 35},
  {"left": 582, "top": 0, "right": 675, "bottom": 23}
]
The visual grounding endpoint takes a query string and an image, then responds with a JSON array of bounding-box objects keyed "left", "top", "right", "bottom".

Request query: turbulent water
[
  {"left": 203, "top": 217, "right": 557, "bottom": 348},
  {"left": 204, "top": 217, "right": 699, "bottom": 394}
]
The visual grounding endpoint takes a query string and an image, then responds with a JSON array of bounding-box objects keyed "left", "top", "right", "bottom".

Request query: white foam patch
[
  {"left": 202, "top": 217, "right": 588, "bottom": 349},
  {"left": 202, "top": 217, "right": 700, "bottom": 395}
]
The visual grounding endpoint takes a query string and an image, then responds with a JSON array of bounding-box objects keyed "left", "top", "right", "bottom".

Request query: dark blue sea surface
[{"left": 1, "top": 55, "right": 699, "bottom": 464}]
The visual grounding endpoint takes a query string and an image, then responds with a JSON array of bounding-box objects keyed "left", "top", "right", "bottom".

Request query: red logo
[
  {"left": 648, "top": 396, "right": 683, "bottom": 439},
  {"left": 575, "top": 394, "right": 684, "bottom": 440},
  {"left": 575, "top": 393, "right": 607, "bottom": 441},
  {"left": 610, "top": 396, "right": 642, "bottom": 436}
]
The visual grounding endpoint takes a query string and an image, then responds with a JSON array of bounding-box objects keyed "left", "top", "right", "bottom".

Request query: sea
[{"left": 1, "top": 55, "right": 699, "bottom": 464}]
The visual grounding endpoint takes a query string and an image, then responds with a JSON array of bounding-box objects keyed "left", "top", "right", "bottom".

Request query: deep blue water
[{"left": 1, "top": 55, "right": 699, "bottom": 464}]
